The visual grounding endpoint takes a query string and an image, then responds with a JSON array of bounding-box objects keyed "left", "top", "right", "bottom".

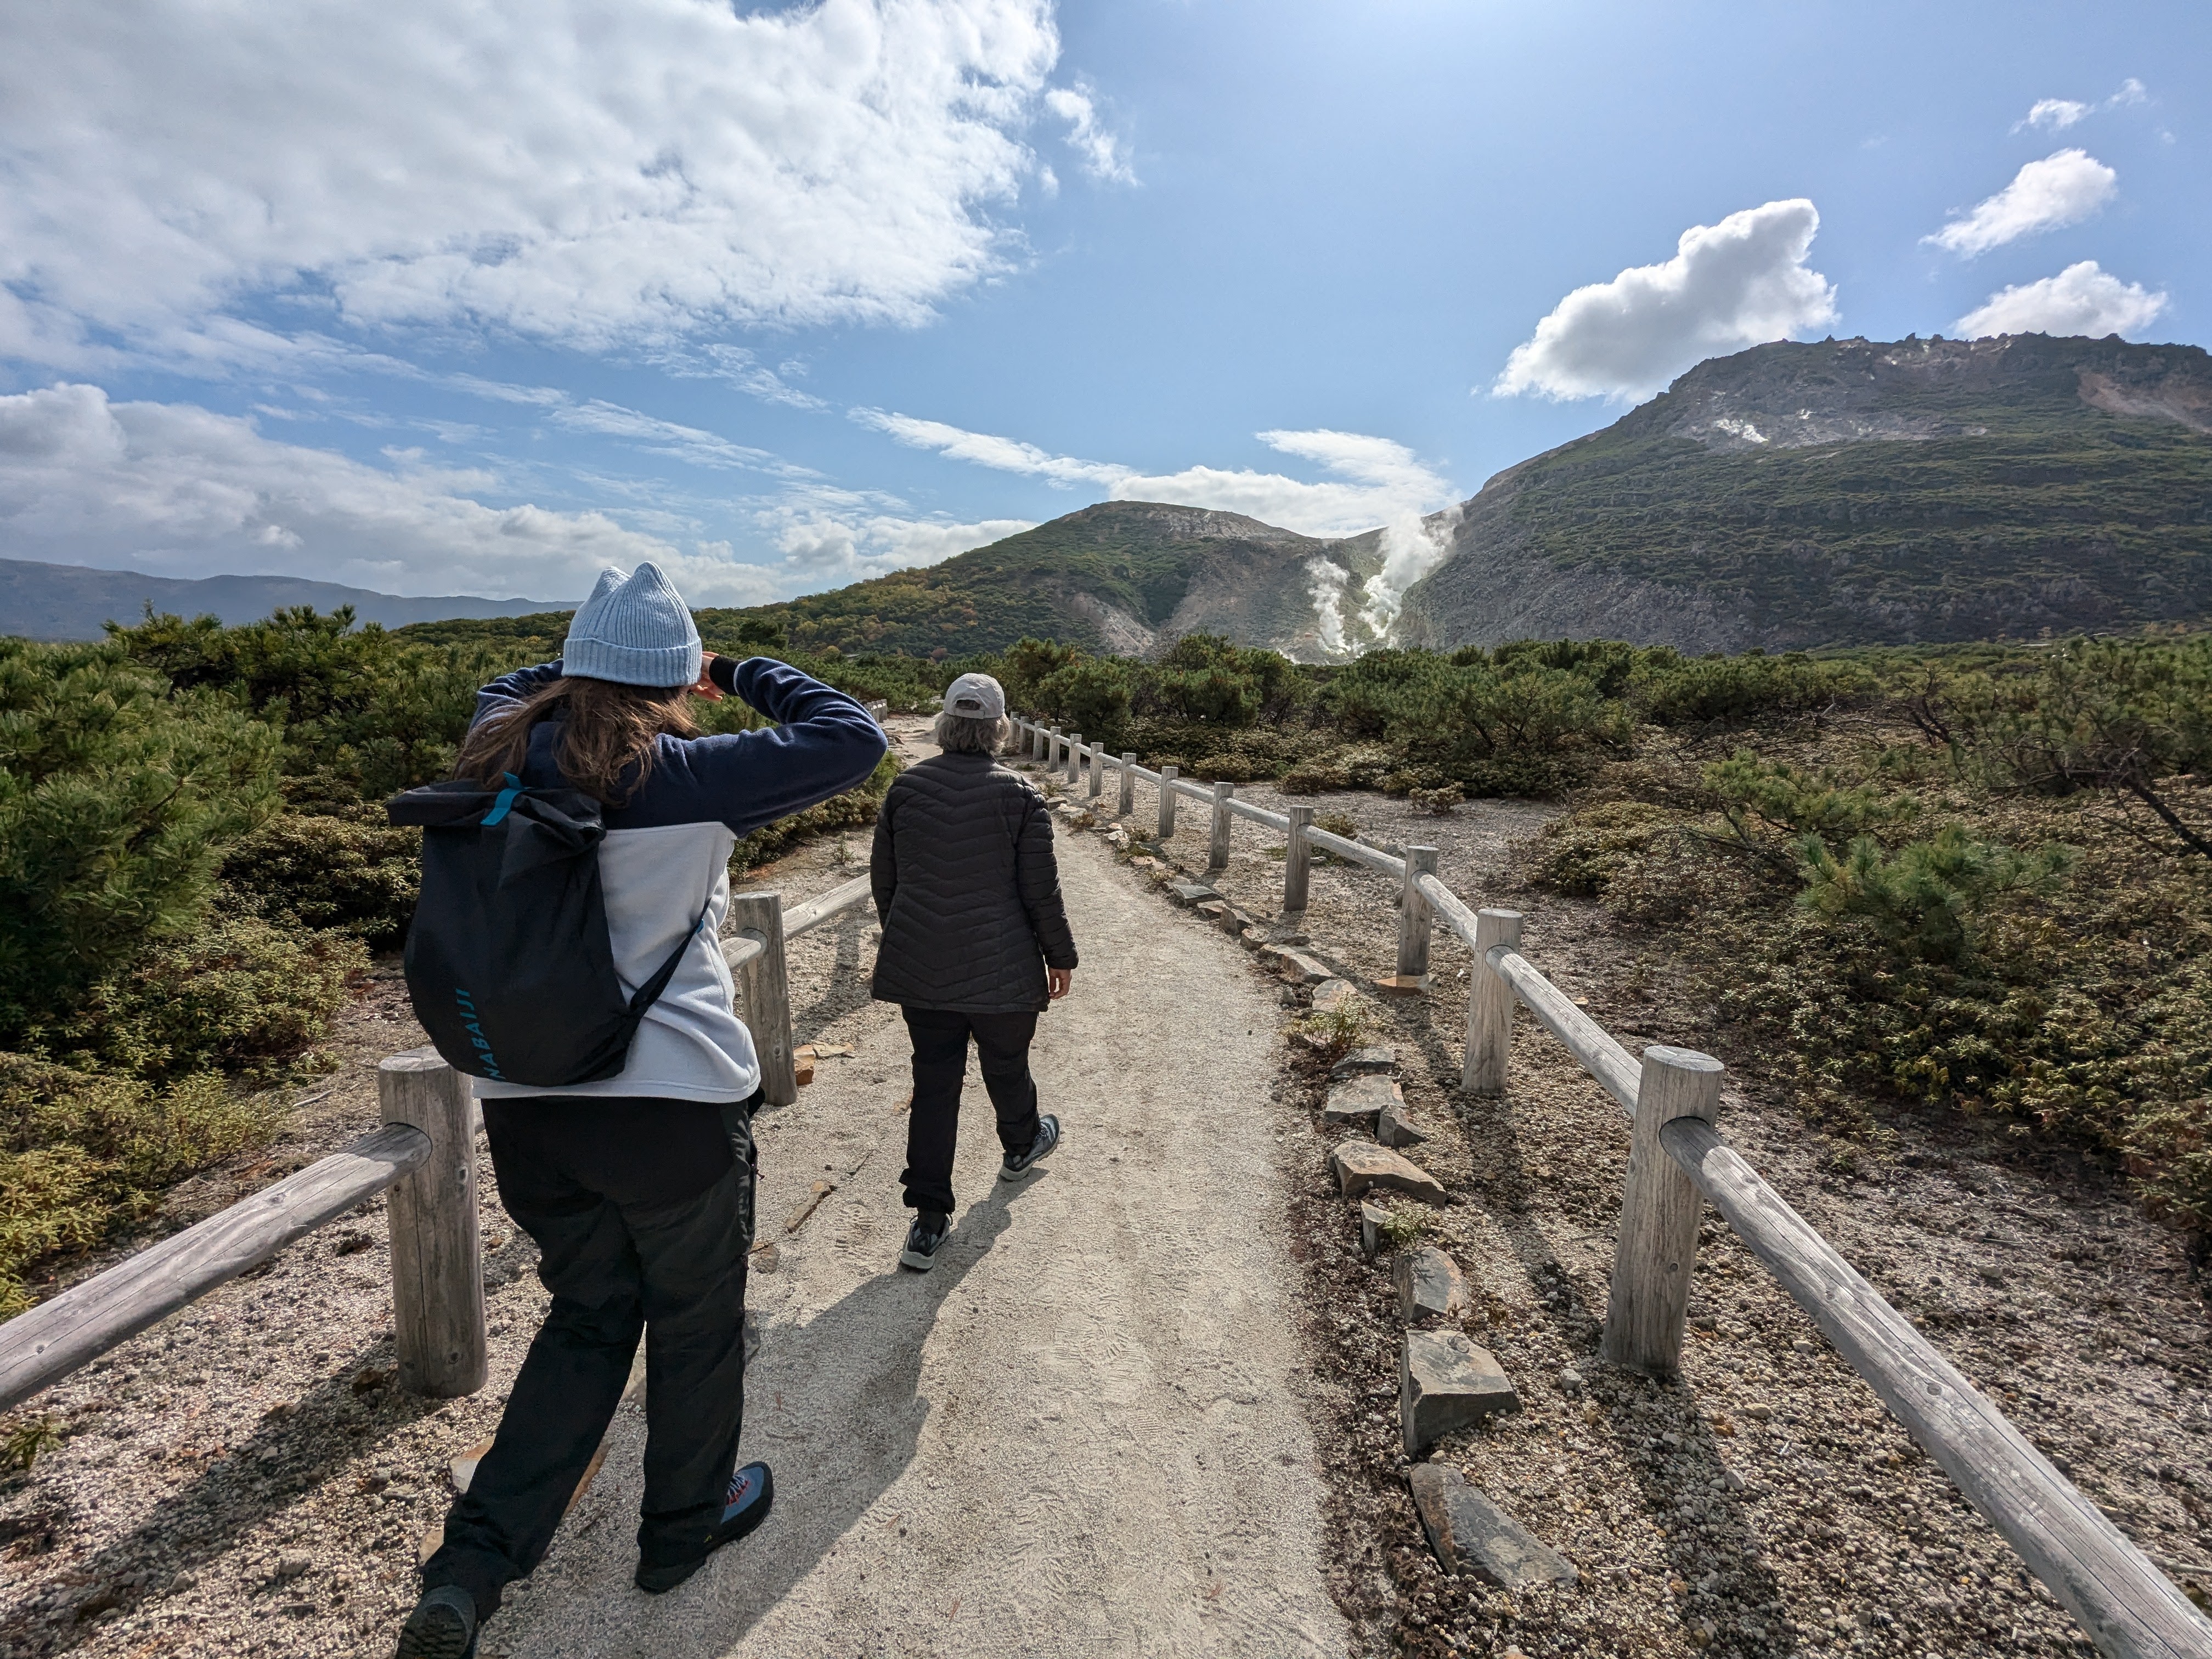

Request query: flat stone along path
[{"left": 491, "top": 825, "right": 1347, "bottom": 1659}]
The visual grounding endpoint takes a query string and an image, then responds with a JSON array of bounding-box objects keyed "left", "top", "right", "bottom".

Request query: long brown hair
[{"left": 456, "top": 675, "right": 698, "bottom": 804}]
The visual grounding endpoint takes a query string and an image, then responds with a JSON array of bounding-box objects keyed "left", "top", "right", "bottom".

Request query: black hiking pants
[
  {"left": 899, "top": 1008, "right": 1041, "bottom": 1215},
  {"left": 421, "top": 1091, "right": 759, "bottom": 1618}
]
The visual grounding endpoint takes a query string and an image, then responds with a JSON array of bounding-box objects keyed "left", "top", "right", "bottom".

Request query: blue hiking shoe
[
  {"left": 999, "top": 1114, "right": 1061, "bottom": 1183},
  {"left": 634, "top": 1462, "right": 775, "bottom": 1594},
  {"left": 393, "top": 1585, "right": 477, "bottom": 1658}
]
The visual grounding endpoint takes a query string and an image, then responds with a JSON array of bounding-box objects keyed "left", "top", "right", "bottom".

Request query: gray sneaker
[
  {"left": 899, "top": 1210, "right": 952, "bottom": 1271},
  {"left": 999, "top": 1114, "right": 1061, "bottom": 1183}
]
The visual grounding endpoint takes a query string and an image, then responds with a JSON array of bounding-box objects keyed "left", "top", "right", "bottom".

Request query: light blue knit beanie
[{"left": 561, "top": 563, "right": 703, "bottom": 687}]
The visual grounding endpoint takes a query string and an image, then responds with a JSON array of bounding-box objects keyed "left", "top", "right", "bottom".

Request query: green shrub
[
  {"left": 1795, "top": 826, "right": 2073, "bottom": 968},
  {"left": 0, "top": 1057, "right": 280, "bottom": 1316},
  {"left": 1531, "top": 801, "right": 1678, "bottom": 896},
  {"left": 1035, "top": 658, "right": 1134, "bottom": 747},
  {"left": 33, "top": 915, "right": 364, "bottom": 1084},
  {"left": 0, "top": 640, "right": 280, "bottom": 1046},
  {"left": 1632, "top": 652, "right": 1874, "bottom": 727},
  {"left": 221, "top": 813, "right": 421, "bottom": 947}
]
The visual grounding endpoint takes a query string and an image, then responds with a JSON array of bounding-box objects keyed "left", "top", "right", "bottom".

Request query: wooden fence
[
  {"left": 0, "top": 879, "right": 878, "bottom": 1418},
  {"left": 1010, "top": 714, "right": 2212, "bottom": 1659}
]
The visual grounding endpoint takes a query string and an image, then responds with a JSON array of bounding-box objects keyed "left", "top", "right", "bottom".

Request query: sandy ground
[
  {"left": 0, "top": 722, "right": 1347, "bottom": 1659},
  {"left": 493, "top": 754, "right": 1347, "bottom": 1659}
]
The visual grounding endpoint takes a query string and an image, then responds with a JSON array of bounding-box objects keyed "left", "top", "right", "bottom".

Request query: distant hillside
[
  {"left": 0, "top": 556, "right": 565, "bottom": 640},
  {"left": 1397, "top": 334, "right": 2212, "bottom": 652},
  {"left": 716, "top": 501, "right": 1384, "bottom": 661}
]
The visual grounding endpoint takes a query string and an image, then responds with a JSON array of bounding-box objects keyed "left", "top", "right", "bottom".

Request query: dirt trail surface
[
  {"left": 494, "top": 787, "right": 1344, "bottom": 1658},
  {"left": 1128, "top": 772, "right": 2212, "bottom": 1657},
  {"left": 0, "top": 721, "right": 1347, "bottom": 1659}
]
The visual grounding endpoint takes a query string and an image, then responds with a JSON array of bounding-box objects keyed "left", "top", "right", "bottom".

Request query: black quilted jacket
[{"left": 869, "top": 752, "right": 1079, "bottom": 1012}]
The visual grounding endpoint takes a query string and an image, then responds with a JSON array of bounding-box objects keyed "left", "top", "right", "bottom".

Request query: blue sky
[{"left": 0, "top": 0, "right": 2203, "bottom": 610}]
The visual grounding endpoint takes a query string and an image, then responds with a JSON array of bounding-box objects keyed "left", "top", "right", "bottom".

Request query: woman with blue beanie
[{"left": 395, "top": 564, "right": 885, "bottom": 1659}]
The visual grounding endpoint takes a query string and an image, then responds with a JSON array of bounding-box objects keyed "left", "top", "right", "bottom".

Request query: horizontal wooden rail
[
  {"left": 0, "top": 1124, "right": 433, "bottom": 1414},
  {"left": 1483, "top": 945, "right": 1641, "bottom": 1114},
  {"left": 1306, "top": 825, "right": 1406, "bottom": 877},
  {"left": 1664, "top": 1116, "right": 2212, "bottom": 1659},
  {"left": 1226, "top": 797, "right": 1291, "bottom": 832},
  {"left": 781, "top": 873, "right": 873, "bottom": 938}
]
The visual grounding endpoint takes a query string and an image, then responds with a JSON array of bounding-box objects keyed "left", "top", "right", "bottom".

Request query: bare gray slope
[{"left": 494, "top": 811, "right": 1347, "bottom": 1659}]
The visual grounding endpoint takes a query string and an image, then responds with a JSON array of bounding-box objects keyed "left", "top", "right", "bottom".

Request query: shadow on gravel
[
  {"left": 496, "top": 1180, "right": 1023, "bottom": 1658},
  {"left": 1, "top": 1339, "right": 447, "bottom": 1655}
]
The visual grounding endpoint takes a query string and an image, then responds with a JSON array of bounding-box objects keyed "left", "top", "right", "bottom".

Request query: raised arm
[{"left": 659, "top": 657, "right": 889, "bottom": 837}]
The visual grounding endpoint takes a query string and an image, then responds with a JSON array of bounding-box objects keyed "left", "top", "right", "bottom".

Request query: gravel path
[{"left": 0, "top": 726, "right": 1348, "bottom": 1659}]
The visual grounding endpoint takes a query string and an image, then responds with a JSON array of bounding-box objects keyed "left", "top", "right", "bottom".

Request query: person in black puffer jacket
[{"left": 871, "top": 672, "right": 1077, "bottom": 1271}]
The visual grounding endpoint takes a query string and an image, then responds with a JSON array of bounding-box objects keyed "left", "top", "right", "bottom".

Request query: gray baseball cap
[{"left": 943, "top": 672, "right": 1006, "bottom": 719}]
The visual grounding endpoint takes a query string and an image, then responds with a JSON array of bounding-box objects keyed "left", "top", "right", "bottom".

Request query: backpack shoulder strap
[{"left": 624, "top": 896, "right": 718, "bottom": 1019}]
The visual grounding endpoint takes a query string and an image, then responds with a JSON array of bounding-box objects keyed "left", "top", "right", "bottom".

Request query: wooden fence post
[
  {"left": 378, "top": 1055, "right": 486, "bottom": 1398},
  {"left": 1466, "top": 909, "right": 1522, "bottom": 1095},
  {"left": 730, "top": 893, "right": 798, "bottom": 1107},
  {"left": 1067, "top": 734, "right": 1084, "bottom": 786},
  {"left": 1396, "top": 846, "right": 1438, "bottom": 985},
  {"left": 1208, "top": 782, "right": 1234, "bottom": 870},
  {"left": 1118, "top": 753, "right": 1137, "bottom": 817},
  {"left": 1284, "top": 804, "right": 1314, "bottom": 915},
  {"left": 1158, "top": 765, "right": 1179, "bottom": 839},
  {"left": 1088, "top": 747, "right": 1104, "bottom": 799},
  {"left": 1601, "top": 1046, "right": 1723, "bottom": 1377}
]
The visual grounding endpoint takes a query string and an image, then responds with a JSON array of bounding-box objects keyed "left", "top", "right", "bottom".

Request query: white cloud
[
  {"left": 856, "top": 413, "right": 1458, "bottom": 541},
  {"left": 852, "top": 409, "right": 1127, "bottom": 486},
  {"left": 2015, "top": 80, "right": 2147, "bottom": 133},
  {"left": 544, "top": 400, "right": 811, "bottom": 477},
  {"left": 1044, "top": 82, "right": 1137, "bottom": 184},
  {"left": 662, "top": 347, "right": 832, "bottom": 412},
  {"left": 1925, "top": 150, "right": 2117, "bottom": 257},
  {"left": 1954, "top": 261, "right": 2169, "bottom": 340},
  {"left": 0, "top": 0, "right": 1064, "bottom": 366},
  {"left": 2019, "top": 98, "right": 2091, "bottom": 132},
  {"left": 1492, "top": 200, "right": 1838, "bottom": 403},
  {"left": 763, "top": 497, "right": 1035, "bottom": 589},
  {"left": 0, "top": 383, "right": 1041, "bottom": 607}
]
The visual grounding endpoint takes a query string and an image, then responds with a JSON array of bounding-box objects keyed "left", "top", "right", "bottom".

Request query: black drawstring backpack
[{"left": 387, "top": 774, "right": 708, "bottom": 1087}]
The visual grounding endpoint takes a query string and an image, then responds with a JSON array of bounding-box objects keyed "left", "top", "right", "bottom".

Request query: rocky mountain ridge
[{"left": 1397, "top": 333, "right": 2212, "bottom": 652}]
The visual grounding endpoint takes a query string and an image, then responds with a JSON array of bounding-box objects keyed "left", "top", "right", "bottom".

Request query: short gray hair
[{"left": 934, "top": 711, "right": 1011, "bottom": 754}]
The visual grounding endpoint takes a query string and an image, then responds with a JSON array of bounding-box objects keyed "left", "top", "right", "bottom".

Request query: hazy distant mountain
[
  {"left": 0, "top": 556, "right": 566, "bottom": 641},
  {"left": 1396, "top": 334, "right": 2212, "bottom": 652}
]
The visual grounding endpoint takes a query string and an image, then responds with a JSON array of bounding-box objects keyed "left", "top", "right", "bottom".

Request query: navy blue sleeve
[
  {"left": 472, "top": 659, "right": 565, "bottom": 732},
  {"left": 616, "top": 658, "right": 889, "bottom": 836}
]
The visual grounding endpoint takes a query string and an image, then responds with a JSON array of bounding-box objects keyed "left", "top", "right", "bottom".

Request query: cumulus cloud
[
  {"left": 0, "top": 0, "right": 1063, "bottom": 366},
  {"left": 1492, "top": 200, "right": 1838, "bottom": 403},
  {"left": 1954, "top": 261, "right": 2169, "bottom": 339},
  {"left": 0, "top": 383, "right": 1025, "bottom": 606},
  {"left": 857, "top": 414, "right": 1457, "bottom": 540},
  {"left": 1044, "top": 81, "right": 1137, "bottom": 184},
  {"left": 1924, "top": 150, "right": 2117, "bottom": 256}
]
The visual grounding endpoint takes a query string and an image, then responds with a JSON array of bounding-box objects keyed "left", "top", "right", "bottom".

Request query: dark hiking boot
[
  {"left": 999, "top": 1114, "right": 1061, "bottom": 1183},
  {"left": 899, "top": 1210, "right": 952, "bottom": 1271},
  {"left": 393, "top": 1585, "right": 478, "bottom": 1659},
  {"left": 634, "top": 1462, "right": 775, "bottom": 1595}
]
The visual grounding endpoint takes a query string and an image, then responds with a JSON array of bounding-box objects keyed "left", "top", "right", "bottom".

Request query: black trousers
[
  {"left": 899, "top": 1008, "right": 1041, "bottom": 1215},
  {"left": 422, "top": 1092, "right": 759, "bottom": 1617}
]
